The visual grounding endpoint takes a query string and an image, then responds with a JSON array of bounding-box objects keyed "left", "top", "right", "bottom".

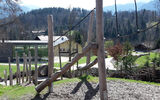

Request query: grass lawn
[
  {"left": 135, "top": 52, "right": 158, "bottom": 67},
  {"left": 1, "top": 75, "right": 160, "bottom": 99}
]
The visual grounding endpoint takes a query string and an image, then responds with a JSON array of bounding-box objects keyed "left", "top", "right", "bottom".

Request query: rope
[
  {"left": 118, "top": 20, "right": 160, "bottom": 38},
  {"left": 53, "top": 8, "right": 96, "bottom": 42}
]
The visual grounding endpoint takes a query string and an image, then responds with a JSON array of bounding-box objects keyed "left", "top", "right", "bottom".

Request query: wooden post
[
  {"left": 16, "top": 52, "right": 21, "bottom": 84},
  {"left": 28, "top": 51, "right": 32, "bottom": 83},
  {"left": 22, "top": 53, "right": 26, "bottom": 83},
  {"left": 25, "top": 54, "right": 29, "bottom": 82},
  {"left": 15, "top": 52, "right": 18, "bottom": 84},
  {"left": 4, "top": 69, "right": 7, "bottom": 86},
  {"left": 69, "top": 35, "right": 72, "bottom": 77},
  {"left": 48, "top": 15, "right": 54, "bottom": 93},
  {"left": 96, "top": 0, "right": 108, "bottom": 99},
  {"left": 17, "top": 56, "right": 21, "bottom": 84},
  {"left": 86, "top": 10, "right": 94, "bottom": 66},
  {"left": 58, "top": 45, "right": 63, "bottom": 80},
  {"left": 76, "top": 43, "right": 79, "bottom": 70},
  {"left": 34, "top": 45, "right": 38, "bottom": 85},
  {"left": 8, "top": 57, "right": 13, "bottom": 86}
]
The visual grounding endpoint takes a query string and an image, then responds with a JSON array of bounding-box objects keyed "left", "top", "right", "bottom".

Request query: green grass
[
  {"left": 135, "top": 52, "right": 158, "bottom": 67},
  {"left": 0, "top": 65, "right": 35, "bottom": 78}
]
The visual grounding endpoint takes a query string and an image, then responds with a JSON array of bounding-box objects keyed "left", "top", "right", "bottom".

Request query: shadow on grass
[
  {"left": 71, "top": 75, "right": 99, "bottom": 100},
  {"left": 31, "top": 93, "right": 49, "bottom": 100}
]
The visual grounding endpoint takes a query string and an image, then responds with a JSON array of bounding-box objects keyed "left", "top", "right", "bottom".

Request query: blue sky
[{"left": 19, "top": 0, "right": 152, "bottom": 10}]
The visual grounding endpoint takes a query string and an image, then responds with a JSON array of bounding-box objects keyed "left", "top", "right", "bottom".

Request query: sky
[{"left": 19, "top": 0, "right": 152, "bottom": 10}]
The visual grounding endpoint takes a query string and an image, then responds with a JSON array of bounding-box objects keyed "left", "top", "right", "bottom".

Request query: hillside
[
  {"left": 6, "top": 7, "right": 160, "bottom": 45},
  {"left": 104, "top": 0, "right": 157, "bottom": 12}
]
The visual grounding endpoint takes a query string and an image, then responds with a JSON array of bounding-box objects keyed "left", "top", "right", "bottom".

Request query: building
[{"left": 35, "top": 35, "right": 82, "bottom": 56}]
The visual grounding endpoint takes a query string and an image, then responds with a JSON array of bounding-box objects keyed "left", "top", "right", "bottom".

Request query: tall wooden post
[
  {"left": 28, "top": 51, "right": 32, "bottom": 83},
  {"left": 96, "top": 0, "right": 108, "bottom": 99},
  {"left": 34, "top": 45, "right": 38, "bottom": 85},
  {"left": 86, "top": 10, "right": 94, "bottom": 67},
  {"left": 8, "top": 57, "right": 13, "bottom": 86},
  {"left": 48, "top": 15, "right": 54, "bottom": 93}
]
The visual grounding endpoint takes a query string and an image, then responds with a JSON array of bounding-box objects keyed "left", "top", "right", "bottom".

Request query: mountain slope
[{"left": 104, "top": 1, "right": 156, "bottom": 12}]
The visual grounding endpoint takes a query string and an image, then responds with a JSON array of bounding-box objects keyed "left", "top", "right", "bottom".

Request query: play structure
[
  {"left": 35, "top": 1, "right": 107, "bottom": 99},
  {"left": 1, "top": 0, "right": 108, "bottom": 99}
]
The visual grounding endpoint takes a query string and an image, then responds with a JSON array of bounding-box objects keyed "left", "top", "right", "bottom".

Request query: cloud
[{"left": 19, "top": 0, "right": 152, "bottom": 10}]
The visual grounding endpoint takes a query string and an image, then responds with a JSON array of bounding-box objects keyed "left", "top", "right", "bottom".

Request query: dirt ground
[{"left": 18, "top": 80, "right": 160, "bottom": 100}]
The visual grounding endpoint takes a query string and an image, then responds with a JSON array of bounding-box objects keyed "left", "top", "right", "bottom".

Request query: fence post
[
  {"left": 22, "top": 53, "right": 25, "bottom": 83},
  {"left": 34, "top": 45, "right": 38, "bottom": 85},
  {"left": 8, "top": 57, "right": 13, "bottom": 86},
  {"left": 96, "top": 0, "right": 108, "bottom": 99},
  {"left": 28, "top": 51, "right": 32, "bottom": 83},
  {"left": 58, "top": 45, "right": 63, "bottom": 80},
  {"left": 25, "top": 54, "right": 29, "bottom": 82},
  {"left": 4, "top": 69, "right": 7, "bottom": 86},
  {"left": 15, "top": 52, "right": 18, "bottom": 84},
  {"left": 17, "top": 56, "right": 21, "bottom": 84},
  {"left": 48, "top": 15, "right": 54, "bottom": 93},
  {"left": 16, "top": 52, "right": 21, "bottom": 84}
]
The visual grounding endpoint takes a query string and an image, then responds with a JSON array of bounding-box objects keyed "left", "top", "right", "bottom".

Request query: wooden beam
[
  {"left": 96, "top": 0, "right": 108, "bottom": 99},
  {"left": 48, "top": 15, "right": 54, "bottom": 93},
  {"left": 35, "top": 43, "right": 97, "bottom": 93},
  {"left": 79, "top": 58, "right": 98, "bottom": 71}
]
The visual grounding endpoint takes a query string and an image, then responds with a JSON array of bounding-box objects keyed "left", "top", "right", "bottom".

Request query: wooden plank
[
  {"left": 4, "top": 69, "right": 7, "bottom": 86},
  {"left": 96, "top": 0, "right": 108, "bottom": 99},
  {"left": 34, "top": 45, "right": 38, "bottom": 85},
  {"left": 28, "top": 51, "right": 32, "bottom": 83},
  {"left": 48, "top": 15, "right": 54, "bottom": 93},
  {"left": 8, "top": 57, "right": 13, "bottom": 86},
  {"left": 35, "top": 43, "right": 97, "bottom": 93}
]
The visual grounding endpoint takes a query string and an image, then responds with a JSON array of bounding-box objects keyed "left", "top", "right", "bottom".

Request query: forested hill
[{"left": 17, "top": 7, "right": 160, "bottom": 44}]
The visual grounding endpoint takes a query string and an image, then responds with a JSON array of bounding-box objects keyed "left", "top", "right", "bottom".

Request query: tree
[
  {"left": 0, "top": 0, "right": 22, "bottom": 40},
  {"left": 0, "top": 0, "right": 21, "bottom": 27},
  {"left": 107, "top": 42, "right": 123, "bottom": 69}
]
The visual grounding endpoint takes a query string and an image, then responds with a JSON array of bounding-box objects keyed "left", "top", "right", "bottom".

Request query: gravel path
[{"left": 20, "top": 80, "right": 160, "bottom": 100}]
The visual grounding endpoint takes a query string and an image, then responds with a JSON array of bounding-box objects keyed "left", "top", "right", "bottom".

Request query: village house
[{"left": 35, "top": 35, "right": 82, "bottom": 56}]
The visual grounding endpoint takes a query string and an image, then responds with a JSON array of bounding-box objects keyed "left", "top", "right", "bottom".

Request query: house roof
[{"left": 35, "top": 35, "right": 69, "bottom": 46}]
